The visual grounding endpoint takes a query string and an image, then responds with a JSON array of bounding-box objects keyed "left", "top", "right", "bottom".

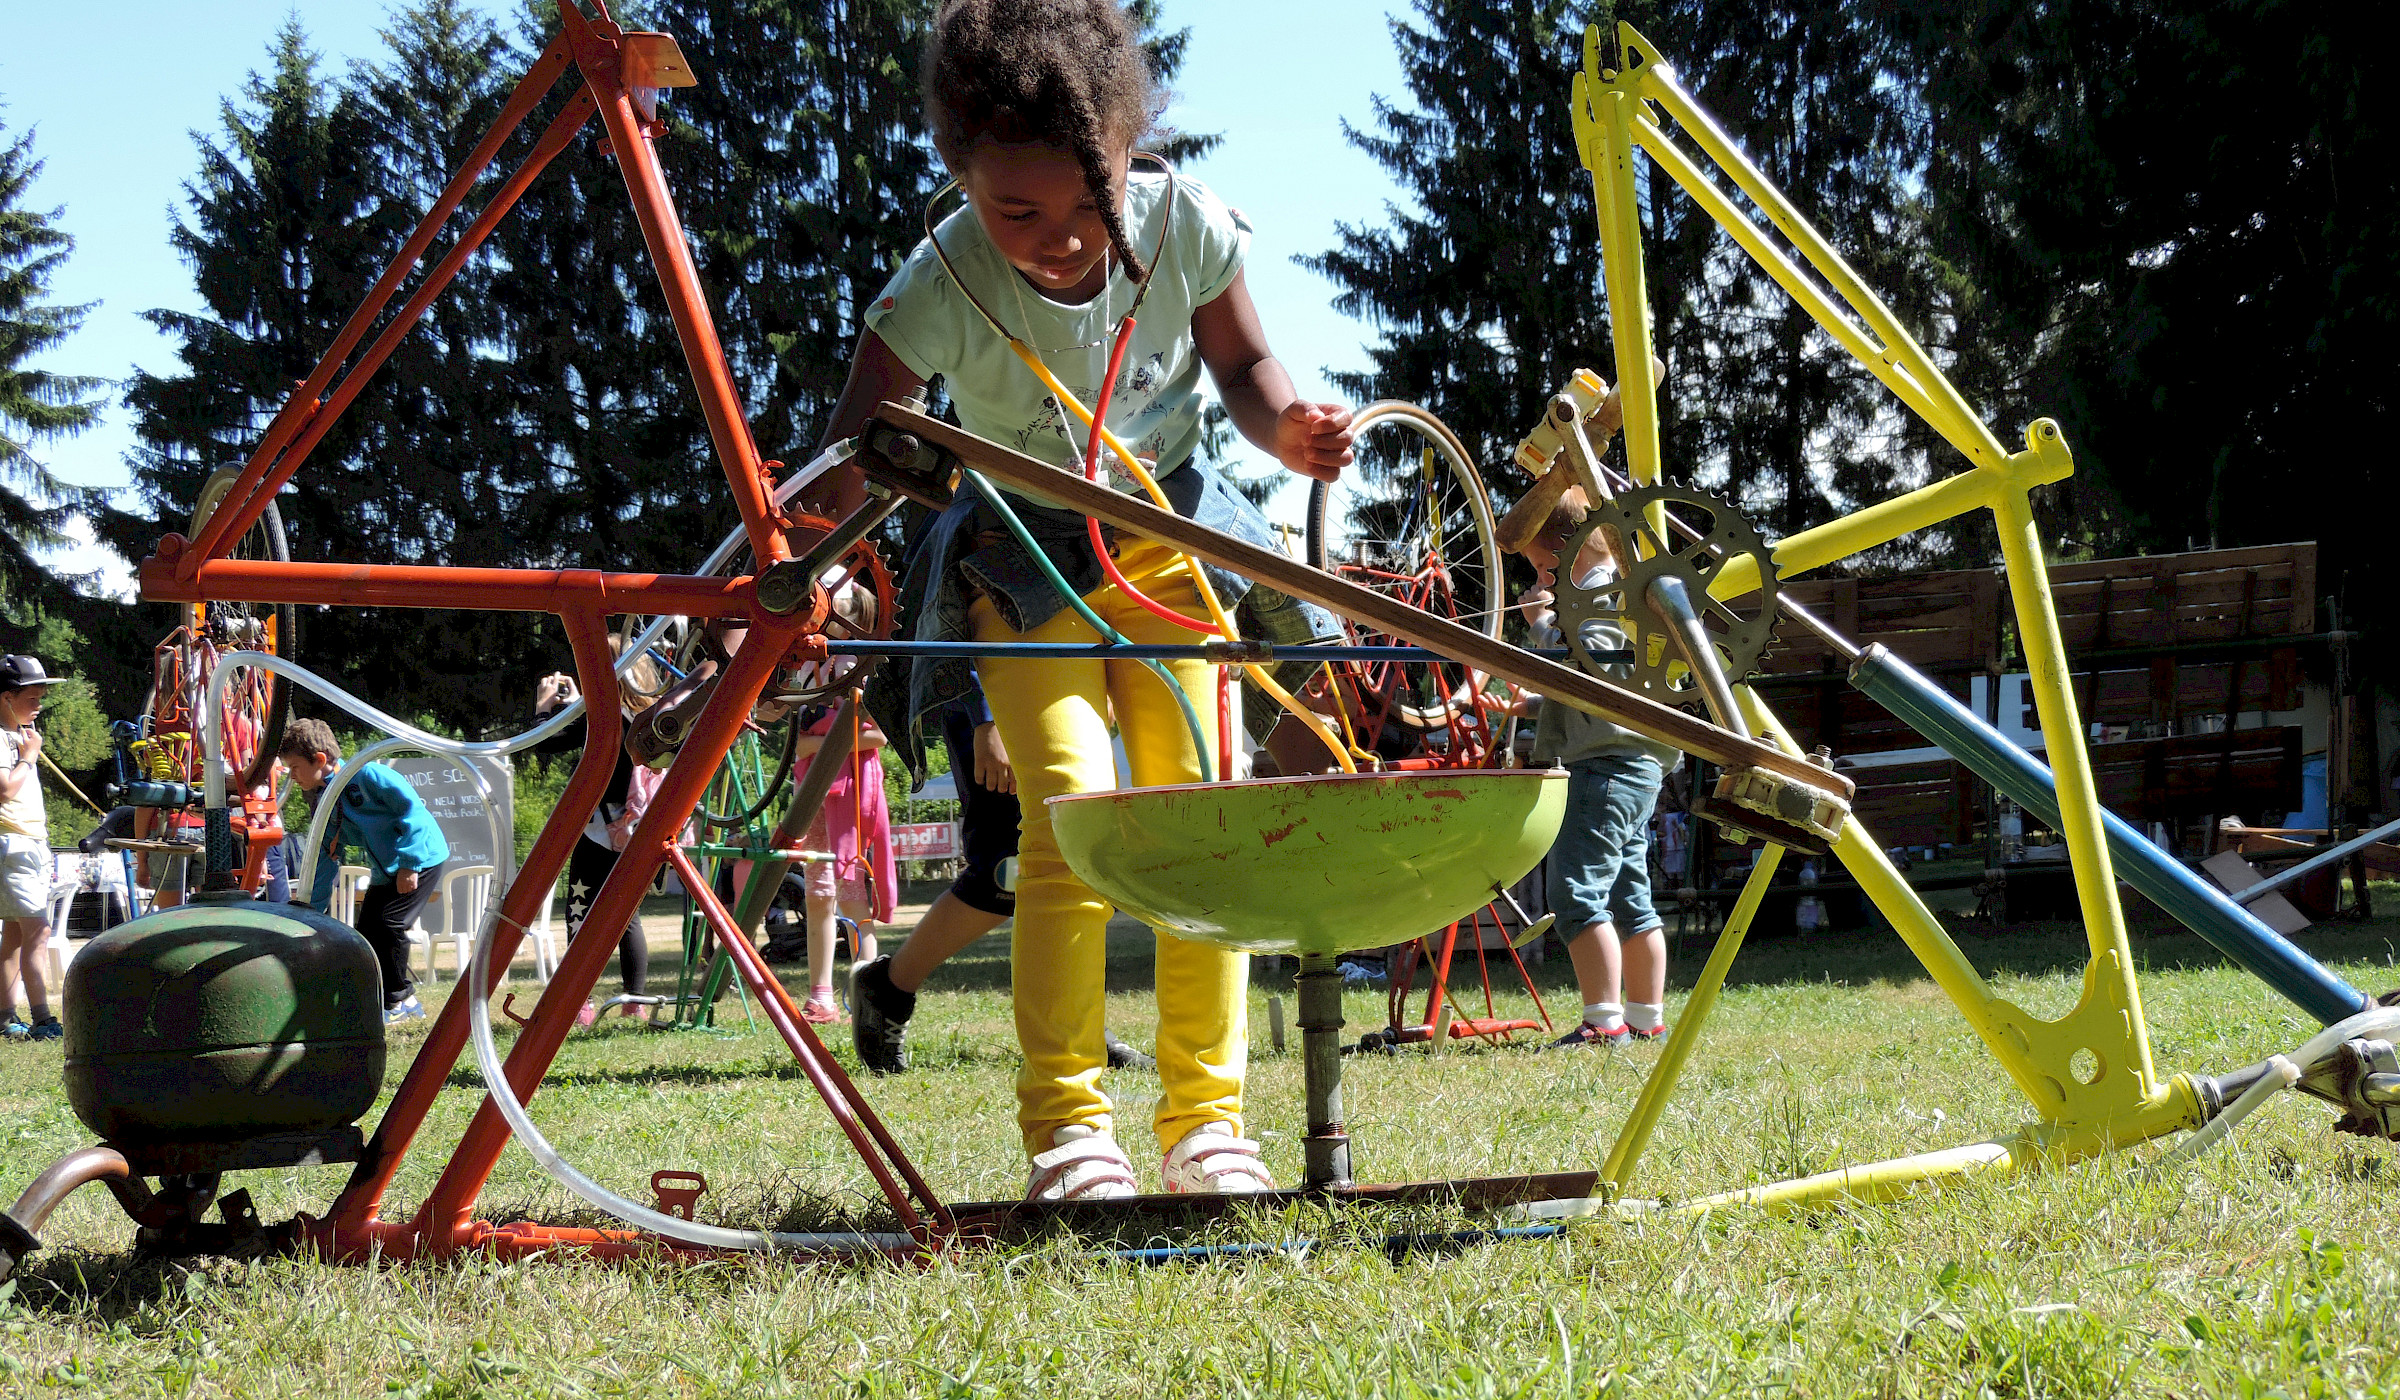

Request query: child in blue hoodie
[{"left": 283, "top": 718, "right": 449, "bottom": 1022}]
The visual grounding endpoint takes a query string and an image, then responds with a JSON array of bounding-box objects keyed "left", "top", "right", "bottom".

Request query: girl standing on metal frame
[{"left": 810, "top": 0, "right": 1353, "bottom": 1200}]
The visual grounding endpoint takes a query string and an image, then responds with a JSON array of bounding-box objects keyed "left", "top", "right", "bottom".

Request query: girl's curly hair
[{"left": 923, "top": 0, "right": 1159, "bottom": 281}]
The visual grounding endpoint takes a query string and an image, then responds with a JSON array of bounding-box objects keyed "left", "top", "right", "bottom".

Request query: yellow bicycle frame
[{"left": 1573, "top": 24, "right": 2203, "bottom": 1209}]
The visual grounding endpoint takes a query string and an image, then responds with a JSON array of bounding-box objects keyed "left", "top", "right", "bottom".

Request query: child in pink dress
[{"left": 794, "top": 702, "right": 896, "bottom": 1024}]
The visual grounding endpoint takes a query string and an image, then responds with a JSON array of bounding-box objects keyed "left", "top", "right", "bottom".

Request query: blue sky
[{"left": 6, "top": 0, "right": 1416, "bottom": 592}]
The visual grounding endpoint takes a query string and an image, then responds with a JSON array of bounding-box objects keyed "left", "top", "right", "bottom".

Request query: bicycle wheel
[
  {"left": 1304, "top": 402, "right": 1503, "bottom": 759},
  {"left": 163, "top": 468, "right": 295, "bottom": 794}
]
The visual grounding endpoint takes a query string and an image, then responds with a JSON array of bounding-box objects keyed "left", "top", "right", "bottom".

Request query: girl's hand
[
  {"left": 972, "top": 721, "right": 1016, "bottom": 795},
  {"left": 1274, "top": 401, "right": 1354, "bottom": 482},
  {"left": 535, "top": 673, "right": 578, "bottom": 714}
]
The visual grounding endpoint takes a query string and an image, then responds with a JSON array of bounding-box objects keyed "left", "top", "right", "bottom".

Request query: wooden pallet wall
[{"left": 1722, "top": 542, "right": 2320, "bottom": 856}]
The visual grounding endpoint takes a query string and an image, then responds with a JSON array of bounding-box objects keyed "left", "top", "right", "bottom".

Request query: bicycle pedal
[{"left": 1692, "top": 767, "right": 1846, "bottom": 854}]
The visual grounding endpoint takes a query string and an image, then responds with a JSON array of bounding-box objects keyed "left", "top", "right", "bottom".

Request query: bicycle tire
[
  {"left": 1304, "top": 402, "right": 1502, "bottom": 734},
  {"left": 185, "top": 467, "right": 295, "bottom": 793}
]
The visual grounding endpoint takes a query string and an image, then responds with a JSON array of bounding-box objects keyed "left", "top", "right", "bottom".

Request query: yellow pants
[{"left": 970, "top": 538, "right": 1248, "bottom": 1156}]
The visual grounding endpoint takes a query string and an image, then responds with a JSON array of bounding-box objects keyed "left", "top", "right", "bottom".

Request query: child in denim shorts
[{"left": 1510, "top": 498, "right": 1681, "bottom": 1048}]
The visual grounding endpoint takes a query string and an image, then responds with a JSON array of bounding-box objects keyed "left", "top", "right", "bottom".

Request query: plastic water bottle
[{"left": 1795, "top": 858, "right": 1824, "bottom": 933}]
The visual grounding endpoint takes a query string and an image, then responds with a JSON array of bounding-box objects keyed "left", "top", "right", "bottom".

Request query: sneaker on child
[
  {"left": 1025, "top": 1123, "right": 1139, "bottom": 1201},
  {"left": 384, "top": 995, "right": 426, "bottom": 1025},
  {"left": 849, "top": 956, "right": 914, "bottom": 1074},
  {"left": 1162, "top": 1121, "right": 1275, "bottom": 1194},
  {"left": 1103, "top": 1029, "right": 1155, "bottom": 1071},
  {"left": 27, "top": 1016, "right": 61, "bottom": 1042}
]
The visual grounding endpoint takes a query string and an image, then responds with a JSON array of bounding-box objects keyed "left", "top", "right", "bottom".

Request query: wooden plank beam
[{"left": 873, "top": 402, "right": 1852, "bottom": 799}]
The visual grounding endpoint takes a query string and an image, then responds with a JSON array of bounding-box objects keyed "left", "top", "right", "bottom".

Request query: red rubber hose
[{"left": 1082, "top": 318, "right": 1214, "bottom": 635}]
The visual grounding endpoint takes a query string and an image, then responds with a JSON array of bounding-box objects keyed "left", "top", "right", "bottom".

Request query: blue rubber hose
[{"left": 1849, "top": 644, "right": 2366, "bottom": 1024}]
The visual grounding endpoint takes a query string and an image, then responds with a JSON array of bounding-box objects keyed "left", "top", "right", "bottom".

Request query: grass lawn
[{"left": 5, "top": 891, "right": 2400, "bottom": 1396}]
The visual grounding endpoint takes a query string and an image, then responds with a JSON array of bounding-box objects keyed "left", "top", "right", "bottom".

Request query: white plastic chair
[
  {"left": 329, "top": 864, "right": 370, "bottom": 927},
  {"left": 42, "top": 853, "right": 82, "bottom": 987},
  {"left": 430, "top": 864, "right": 496, "bottom": 985},
  {"left": 439, "top": 871, "right": 565, "bottom": 984},
  {"left": 527, "top": 877, "right": 563, "bottom": 981}
]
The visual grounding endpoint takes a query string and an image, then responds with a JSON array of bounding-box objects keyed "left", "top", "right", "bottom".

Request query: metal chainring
[
  {"left": 1550, "top": 484, "right": 1780, "bottom": 712},
  {"left": 658, "top": 514, "right": 898, "bottom": 709},
  {"left": 761, "top": 515, "right": 897, "bottom": 706}
]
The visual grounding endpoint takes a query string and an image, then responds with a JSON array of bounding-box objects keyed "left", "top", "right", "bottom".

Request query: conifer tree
[
  {"left": 0, "top": 120, "right": 106, "bottom": 613},
  {"left": 1312, "top": 2, "right": 1937, "bottom": 561},
  {"left": 109, "top": 20, "right": 379, "bottom": 562},
  {"left": 338, "top": 0, "right": 517, "bottom": 571},
  {"left": 652, "top": 0, "right": 942, "bottom": 474},
  {"left": 1303, "top": 0, "right": 1614, "bottom": 518},
  {"left": 332, "top": 0, "right": 539, "bottom": 718},
  {"left": 105, "top": 20, "right": 392, "bottom": 714},
  {"left": 1647, "top": 0, "right": 1922, "bottom": 544},
  {"left": 112, "top": 1, "right": 1223, "bottom": 731},
  {"left": 1895, "top": 0, "right": 2400, "bottom": 565}
]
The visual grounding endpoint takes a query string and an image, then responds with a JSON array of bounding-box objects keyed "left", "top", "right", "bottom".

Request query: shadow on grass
[
  {"left": 1679, "top": 902, "right": 2400, "bottom": 996},
  {"left": 608, "top": 883, "right": 2400, "bottom": 1032},
  {"left": 6, "top": 1249, "right": 210, "bottom": 1322},
  {"left": 467, "top": 1174, "right": 905, "bottom": 1239},
  {"left": 1334, "top": 898, "right": 2400, "bottom": 1007}
]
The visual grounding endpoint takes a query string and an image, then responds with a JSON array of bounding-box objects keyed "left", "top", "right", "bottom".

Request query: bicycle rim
[
  {"left": 1305, "top": 402, "right": 1501, "bottom": 749},
  {"left": 182, "top": 467, "right": 294, "bottom": 793}
]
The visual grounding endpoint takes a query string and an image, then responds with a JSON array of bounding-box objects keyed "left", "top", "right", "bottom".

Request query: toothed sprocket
[{"left": 1549, "top": 484, "right": 1780, "bottom": 712}]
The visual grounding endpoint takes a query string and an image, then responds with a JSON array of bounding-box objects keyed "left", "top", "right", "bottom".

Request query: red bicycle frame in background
[
  {"left": 1312, "top": 549, "right": 1549, "bottom": 1048},
  {"left": 136, "top": 0, "right": 947, "bottom": 1260}
]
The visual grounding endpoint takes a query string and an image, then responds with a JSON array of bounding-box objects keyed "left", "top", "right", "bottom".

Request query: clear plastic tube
[
  {"left": 202, "top": 651, "right": 906, "bottom": 1255},
  {"left": 463, "top": 853, "right": 906, "bottom": 1255}
]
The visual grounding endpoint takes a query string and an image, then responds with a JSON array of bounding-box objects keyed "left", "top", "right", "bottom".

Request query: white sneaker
[
  {"left": 1162, "top": 1122, "right": 1276, "bottom": 1195},
  {"left": 1025, "top": 1124, "right": 1140, "bottom": 1202}
]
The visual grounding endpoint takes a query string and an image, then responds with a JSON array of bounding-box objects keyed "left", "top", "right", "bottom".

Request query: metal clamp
[
  {"left": 650, "top": 1170, "right": 709, "bottom": 1222},
  {"left": 2296, "top": 1037, "right": 2400, "bottom": 1141}
]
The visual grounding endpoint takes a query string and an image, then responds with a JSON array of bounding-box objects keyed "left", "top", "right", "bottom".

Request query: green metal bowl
[{"left": 1048, "top": 769, "right": 1568, "bottom": 956}]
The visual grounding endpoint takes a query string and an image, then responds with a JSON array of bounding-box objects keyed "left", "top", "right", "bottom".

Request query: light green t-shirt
[{"left": 865, "top": 170, "right": 1250, "bottom": 489}]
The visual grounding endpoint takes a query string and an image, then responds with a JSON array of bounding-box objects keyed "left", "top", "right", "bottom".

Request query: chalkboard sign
[{"left": 385, "top": 753, "right": 515, "bottom": 885}]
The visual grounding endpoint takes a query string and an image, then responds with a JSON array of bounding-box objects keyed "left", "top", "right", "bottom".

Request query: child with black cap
[{"left": 0, "top": 654, "right": 60, "bottom": 1042}]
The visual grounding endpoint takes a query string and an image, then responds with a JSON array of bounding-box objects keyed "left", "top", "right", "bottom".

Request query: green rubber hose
[{"left": 963, "top": 468, "right": 1215, "bottom": 771}]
